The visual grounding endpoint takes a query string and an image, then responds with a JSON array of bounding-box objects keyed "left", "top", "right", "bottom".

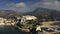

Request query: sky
[{"left": 0, "top": 0, "right": 60, "bottom": 13}]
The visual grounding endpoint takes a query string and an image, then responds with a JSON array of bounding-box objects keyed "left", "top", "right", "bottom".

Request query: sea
[
  {"left": 0, "top": 27, "right": 29, "bottom": 34},
  {"left": 0, "top": 22, "right": 60, "bottom": 34}
]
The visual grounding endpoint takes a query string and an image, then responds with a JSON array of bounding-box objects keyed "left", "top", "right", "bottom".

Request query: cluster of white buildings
[
  {"left": 20, "top": 15, "right": 37, "bottom": 24},
  {"left": 0, "top": 17, "right": 15, "bottom": 26},
  {"left": 0, "top": 15, "right": 37, "bottom": 26},
  {"left": 0, "top": 17, "right": 10, "bottom": 23}
]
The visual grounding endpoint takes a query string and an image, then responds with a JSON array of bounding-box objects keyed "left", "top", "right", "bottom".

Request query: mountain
[
  {"left": 24, "top": 8, "right": 60, "bottom": 21},
  {"left": 0, "top": 10, "right": 20, "bottom": 18}
]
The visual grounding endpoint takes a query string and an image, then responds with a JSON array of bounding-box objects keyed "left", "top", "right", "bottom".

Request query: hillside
[
  {"left": 24, "top": 8, "right": 60, "bottom": 21},
  {"left": 0, "top": 10, "right": 20, "bottom": 18}
]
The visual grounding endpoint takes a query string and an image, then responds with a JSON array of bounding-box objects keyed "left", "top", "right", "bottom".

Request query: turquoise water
[{"left": 0, "top": 27, "right": 29, "bottom": 34}]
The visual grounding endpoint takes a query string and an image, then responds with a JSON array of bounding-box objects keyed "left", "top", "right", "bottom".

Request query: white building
[
  {"left": 22, "top": 15, "right": 37, "bottom": 20},
  {"left": 20, "top": 15, "right": 37, "bottom": 24},
  {"left": 0, "top": 17, "right": 15, "bottom": 26},
  {"left": 0, "top": 17, "right": 7, "bottom": 23}
]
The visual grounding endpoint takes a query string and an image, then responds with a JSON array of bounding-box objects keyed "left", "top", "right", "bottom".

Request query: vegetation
[{"left": 24, "top": 8, "right": 60, "bottom": 21}]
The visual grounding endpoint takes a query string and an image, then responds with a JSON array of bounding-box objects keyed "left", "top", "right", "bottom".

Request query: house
[
  {"left": 20, "top": 15, "right": 37, "bottom": 24},
  {"left": 0, "top": 17, "right": 7, "bottom": 23}
]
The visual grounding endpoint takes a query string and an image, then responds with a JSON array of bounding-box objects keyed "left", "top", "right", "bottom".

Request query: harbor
[{"left": 0, "top": 15, "right": 60, "bottom": 34}]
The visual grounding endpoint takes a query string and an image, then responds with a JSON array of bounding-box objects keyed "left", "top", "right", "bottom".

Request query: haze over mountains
[
  {"left": 0, "top": 7, "right": 60, "bottom": 20},
  {"left": 24, "top": 8, "right": 60, "bottom": 21},
  {"left": 0, "top": 10, "right": 19, "bottom": 17}
]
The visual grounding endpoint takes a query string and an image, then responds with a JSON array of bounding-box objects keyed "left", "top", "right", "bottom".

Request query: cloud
[
  {"left": 16, "top": 2, "right": 26, "bottom": 8},
  {"left": 6, "top": 2, "right": 32, "bottom": 13},
  {"left": 42, "top": 0, "right": 56, "bottom": 2},
  {"left": 42, "top": 0, "right": 60, "bottom": 10},
  {"left": 5, "top": 0, "right": 60, "bottom": 13},
  {"left": 32, "top": 0, "right": 60, "bottom": 10}
]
